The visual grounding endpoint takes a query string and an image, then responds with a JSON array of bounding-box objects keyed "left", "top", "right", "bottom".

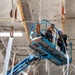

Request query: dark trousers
[
  {"left": 46, "top": 33, "right": 53, "bottom": 42},
  {"left": 60, "top": 46, "right": 66, "bottom": 54},
  {"left": 41, "top": 33, "right": 53, "bottom": 42}
]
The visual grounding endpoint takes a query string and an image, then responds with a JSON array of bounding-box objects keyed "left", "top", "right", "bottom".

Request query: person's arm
[
  {"left": 50, "top": 27, "right": 55, "bottom": 33},
  {"left": 52, "top": 28, "right": 55, "bottom": 33}
]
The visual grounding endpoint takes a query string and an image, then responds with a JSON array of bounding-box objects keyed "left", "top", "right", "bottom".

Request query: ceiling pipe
[
  {"left": 38, "top": 0, "right": 41, "bottom": 23},
  {"left": 2, "top": 0, "right": 16, "bottom": 75},
  {"left": 61, "top": 0, "right": 65, "bottom": 33}
]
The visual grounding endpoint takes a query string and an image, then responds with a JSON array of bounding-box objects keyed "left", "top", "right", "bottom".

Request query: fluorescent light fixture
[{"left": 0, "top": 32, "right": 23, "bottom": 37}]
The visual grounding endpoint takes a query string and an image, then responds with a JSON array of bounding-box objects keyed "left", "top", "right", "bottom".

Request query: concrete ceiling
[{"left": 0, "top": 0, "right": 62, "bottom": 47}]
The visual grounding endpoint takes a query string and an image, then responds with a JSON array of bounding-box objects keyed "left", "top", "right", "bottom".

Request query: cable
[{"left": 38, "top": 0, "right": 41, "bottom": 23}]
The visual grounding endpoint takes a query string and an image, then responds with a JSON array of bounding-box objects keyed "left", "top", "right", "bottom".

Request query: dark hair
[{"left": 51, "top": 24, "right": 55, "bottom": 27}]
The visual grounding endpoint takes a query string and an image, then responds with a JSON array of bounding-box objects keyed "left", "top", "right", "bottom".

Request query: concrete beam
[{"left": 18, "top": 0, "right": 29, "bottom": 39}]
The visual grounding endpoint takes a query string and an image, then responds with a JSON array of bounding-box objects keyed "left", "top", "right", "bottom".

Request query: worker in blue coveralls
[{"left": 57, "top": 31, "right": 67, "bottom": 54}]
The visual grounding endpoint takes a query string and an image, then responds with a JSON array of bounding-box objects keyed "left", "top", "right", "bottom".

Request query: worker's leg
[{"left": 61, "top": 46, "right": 66, "bottom": 54}]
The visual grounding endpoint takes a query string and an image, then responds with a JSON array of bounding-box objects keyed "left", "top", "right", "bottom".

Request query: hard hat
[{"left": 58, "top": 30, "right": 62, "bottom": 35}]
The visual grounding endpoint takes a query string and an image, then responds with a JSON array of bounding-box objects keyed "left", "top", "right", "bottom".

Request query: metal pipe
[
  {"left": 11, "top": 53, "right": 16, "bottom": 75},
  {"left": 28, "top": 1, "right": 34, "bottom": 22},
  {"left": 2, "top": 0, "right": 16, "bottom": 74},
  {"left": 70, "top": 64, "right": 75, "bottom": 73},
  {"left": 11, "top": 0, "right": 16, "bottom": 25},
  {"left": 45, "top": 59, "right": 48, "bottom": 72},
  {"left": 38, "top": 0, "right": 41, "bottom": 23},
  {"left": 2, "top": 37, "right": 13, "bottom": 75},
  {"left": 1, "top": 38, "right": 6, "bottom": 48},
  {"left": 61, "top": 0, "right": 65, "bottom": 33}
]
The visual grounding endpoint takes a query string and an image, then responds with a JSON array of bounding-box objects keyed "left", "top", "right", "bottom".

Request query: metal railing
[{"left": 30, "top": 19, "right": 72, "bottom": 62}]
